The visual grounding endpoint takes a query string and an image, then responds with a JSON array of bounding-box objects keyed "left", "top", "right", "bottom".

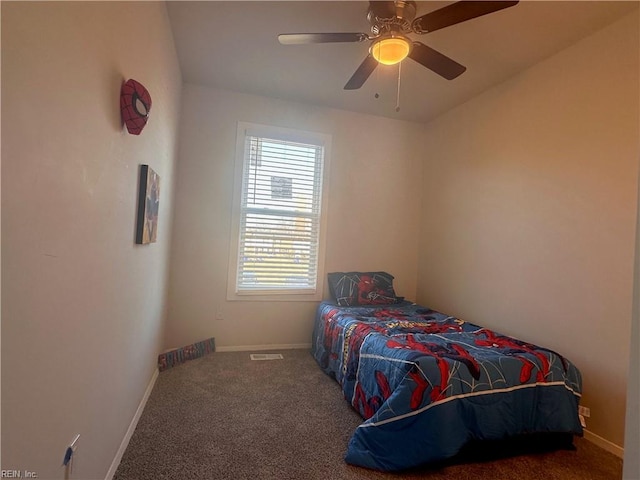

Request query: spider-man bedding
[{"left": 311, "top": 300, "right": 583, "bottom": 471}]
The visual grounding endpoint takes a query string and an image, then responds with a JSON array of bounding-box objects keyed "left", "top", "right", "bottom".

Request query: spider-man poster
[{"left": 135, "top": 165, "right": 160, "bottom": 244}]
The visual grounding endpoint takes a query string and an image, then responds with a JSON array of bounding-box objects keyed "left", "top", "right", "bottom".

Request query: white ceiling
[{"left": 166, "top": 1, "right": 638, "bottom": 124}]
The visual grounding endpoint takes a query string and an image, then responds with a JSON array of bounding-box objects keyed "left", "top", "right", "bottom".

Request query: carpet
[{"left": 114, "top": 349, "right": 622, "bottom": 480}]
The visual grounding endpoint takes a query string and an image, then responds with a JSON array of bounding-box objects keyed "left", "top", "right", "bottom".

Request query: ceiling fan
[{"left": 278, "top": 1, "right": 519, "bottom": 90}]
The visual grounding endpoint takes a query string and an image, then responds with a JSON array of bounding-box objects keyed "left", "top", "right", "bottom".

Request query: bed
[{"left": 312, "top": 272, "right": 583, "bottom": 471}]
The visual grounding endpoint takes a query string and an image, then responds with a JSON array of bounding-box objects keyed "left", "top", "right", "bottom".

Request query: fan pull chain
[{"left": 395, "top": 62, "right": 402, "bottom": 112}]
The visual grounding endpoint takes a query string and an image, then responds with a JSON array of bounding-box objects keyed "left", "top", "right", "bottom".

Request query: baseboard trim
[
  {"left": 583, "top": 429, "right": 624, "bottom": 458},
  {"left": 105, "top": 368, "right": 159, "bottom": 480},
  {"left": 216, "top": 343, "right": 312, "bottom": 352}
]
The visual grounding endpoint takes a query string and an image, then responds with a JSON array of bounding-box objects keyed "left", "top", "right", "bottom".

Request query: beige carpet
[{"left": 114, "top": 349, "right": 622, "bottom": 480}]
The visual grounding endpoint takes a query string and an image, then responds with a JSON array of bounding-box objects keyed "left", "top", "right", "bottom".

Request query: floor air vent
[{"left": 250, "top": 353, "right": 284, "bottom": 361}]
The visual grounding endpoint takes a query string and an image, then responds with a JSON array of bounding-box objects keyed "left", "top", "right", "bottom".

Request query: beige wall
[
  {"left": 417, "top": 13, "right": 638, "bottom": 449},
  {"left": 165, "top": 85, "right": 422, "bottom": 350},
  {"left": 624, "top": 172, "right": 640, "bottom": 476},
  {"left": 1, "top": 2, "right": 182, "bottom": 479}
]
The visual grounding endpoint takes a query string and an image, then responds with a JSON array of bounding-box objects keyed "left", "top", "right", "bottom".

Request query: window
[{"left": 228, "top": 122, "right": 331, "bottom": 300}]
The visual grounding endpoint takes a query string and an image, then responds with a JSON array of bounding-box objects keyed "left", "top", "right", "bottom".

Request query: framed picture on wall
[{"left": 136, "top": 164, "right": 160, "bottom": 244}]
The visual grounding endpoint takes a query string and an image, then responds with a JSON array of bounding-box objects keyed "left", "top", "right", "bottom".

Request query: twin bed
[{"left": 311, "top": 272, "right": 583, "bottom": 471}]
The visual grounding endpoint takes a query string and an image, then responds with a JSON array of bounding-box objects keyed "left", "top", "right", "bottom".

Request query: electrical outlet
[
  {"left": 215, "top": 309, "right": 224, "bottom": 321},
  {"left": 579, "top": 406, "right": 590, "bottom": 418}
]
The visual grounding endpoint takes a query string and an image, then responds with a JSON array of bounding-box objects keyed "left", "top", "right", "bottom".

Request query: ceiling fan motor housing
[{"left": 368, "top": 0, "right": 417, "bottom": 36}]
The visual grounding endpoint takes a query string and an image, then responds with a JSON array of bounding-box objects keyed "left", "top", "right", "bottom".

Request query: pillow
[{"left": 327, "top": 271, "right": 399, "bottom": 306}]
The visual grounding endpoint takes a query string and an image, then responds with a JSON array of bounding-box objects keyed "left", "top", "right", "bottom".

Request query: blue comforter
[{"left": 311, "top": 301, "right": 583, "bottom": 471}]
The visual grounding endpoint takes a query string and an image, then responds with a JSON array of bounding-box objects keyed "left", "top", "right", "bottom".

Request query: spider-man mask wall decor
[{"left": 120, "top": 79, "right": 152, "bottom": 135}]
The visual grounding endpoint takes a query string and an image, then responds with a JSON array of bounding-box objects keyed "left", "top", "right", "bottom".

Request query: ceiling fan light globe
[{"left": 371, "top": 37, "right": 411, "bottom": 65}]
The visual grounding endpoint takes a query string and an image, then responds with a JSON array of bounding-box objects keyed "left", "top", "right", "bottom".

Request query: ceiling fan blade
[
  {"left": 408, "top": 42, "right": 466, "bottom": 80},
  {"left": 278, "top": 33, "right": 368, "bottom": 45},
  {"left": 368, "top": 1, "right": 396, "bottom": 20},
  {"left": 344, "top": 55, "right": 378, "bottom": 90},
  {"left": 412, "top": 1, "right": 518, "bottom": 34}
]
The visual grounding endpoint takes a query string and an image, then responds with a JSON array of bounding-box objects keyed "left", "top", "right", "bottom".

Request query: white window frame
[{"left": 227, "top": 122, "right": 331, "bottom": 301}]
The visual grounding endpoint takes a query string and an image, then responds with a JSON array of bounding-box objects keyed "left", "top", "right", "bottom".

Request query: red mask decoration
[{"left": 120, "top": 79, "right": 152, "bottom": 135}]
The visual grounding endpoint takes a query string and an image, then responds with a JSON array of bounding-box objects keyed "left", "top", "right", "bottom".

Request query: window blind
[{"left": 236, "top": 134, "right": 325, "bottom": 293}]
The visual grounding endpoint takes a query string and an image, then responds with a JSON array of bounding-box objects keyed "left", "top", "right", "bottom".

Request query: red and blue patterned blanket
[{"left": 312, "top": 301, "right": 583, "bottom": 471}]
